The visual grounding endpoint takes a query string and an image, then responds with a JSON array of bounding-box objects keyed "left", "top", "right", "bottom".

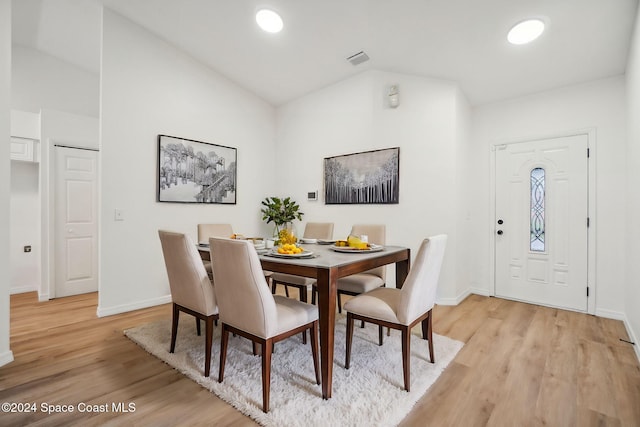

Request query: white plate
[
  {"left": 267, "top": 248, "right": 314, "bottom": 258},
  {"left": 317, "top": 239, "right": 336, "bottom": 245},
  {"left": 329, "top": 244, "right": 384, "bottom": 253},
  {"left": 299, "top": 238, "right": 317, "bottom": 244}
]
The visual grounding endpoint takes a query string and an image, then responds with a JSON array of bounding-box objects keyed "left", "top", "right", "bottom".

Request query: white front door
[
  {"left": 495, "top": 135, "right": 589, "bottom": 311},
  {"left": 54, "top": 146, "right": 99, "bottom": 297}
]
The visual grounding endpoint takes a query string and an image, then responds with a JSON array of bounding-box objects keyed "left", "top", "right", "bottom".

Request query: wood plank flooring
[{"left": 1, "top": 292, "right": 638, "bottom": 426}]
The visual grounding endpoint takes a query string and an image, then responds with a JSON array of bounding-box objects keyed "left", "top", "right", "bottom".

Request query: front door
[
  {"left": 54, "top": 146, "right": 99, "bottom": 297},
  {"left": 495, "top": 135, "right": 589, "bottom": 311}
]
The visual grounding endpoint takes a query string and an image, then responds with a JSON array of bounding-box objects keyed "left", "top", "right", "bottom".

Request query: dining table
[{"left": 199, "top": 242, "right": 411, "bottom": 399}]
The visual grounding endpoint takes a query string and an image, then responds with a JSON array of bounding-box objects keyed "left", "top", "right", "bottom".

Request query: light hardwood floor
[{"left": 1, "top": 292, "right": 639, "bottom": 426}]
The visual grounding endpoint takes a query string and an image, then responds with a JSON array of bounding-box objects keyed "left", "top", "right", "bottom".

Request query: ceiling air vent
[{"left": 347, "top": 51, "right": 370, "bottom": 66}]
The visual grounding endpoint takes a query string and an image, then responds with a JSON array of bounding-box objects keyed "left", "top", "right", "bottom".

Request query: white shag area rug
[{"left": 125, "top": 315, "right": 463, "bottom": 427}]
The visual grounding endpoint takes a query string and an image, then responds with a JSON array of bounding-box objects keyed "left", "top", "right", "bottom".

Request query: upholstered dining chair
[
  {"left": 158, "top": 230, "right": 219, "bottom": 377},
  {"left": 344, "top": 235, "right": 447, "bottom": 392},
  {"left": 197, "top": 223, "right": 234, "bottom": 243},
  {"left": 270, "top": 222, "right": 333, "bottom": 344},
  {"left": 271, "top": 222, "right": 334, "bottom": 301},
  {"left": 209, "top": 237, "right": 320, "bottom": 413},
  {"left": 198, "top": 223, "right": 274, "bottom": 286},
  {"left": 335, "top": 224, "right": 386, "bottom": 312},
  {"left": 197, "top": 223, "right": 234, "bottom": 279}
]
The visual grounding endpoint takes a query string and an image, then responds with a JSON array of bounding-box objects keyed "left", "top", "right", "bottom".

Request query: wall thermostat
[{"left": 307, "top": 191, "right": 318, "bottom": 201}]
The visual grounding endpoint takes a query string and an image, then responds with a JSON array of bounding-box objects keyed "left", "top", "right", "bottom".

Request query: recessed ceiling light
[
  {"left": 507, "top": 19, "right": 545, "bottom": 45},
  {"left": 256, "top": 9, "right": 283, "bottom": 33}
]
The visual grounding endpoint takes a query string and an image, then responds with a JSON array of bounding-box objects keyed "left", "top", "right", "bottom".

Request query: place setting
[
  {"left": 328, "top": 235, "right": 384, "bottom": 253},
  {"left": 264, "top": 243, "right": 315, "bottom": 259}
]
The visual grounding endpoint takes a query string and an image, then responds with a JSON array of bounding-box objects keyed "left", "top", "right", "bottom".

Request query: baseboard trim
[
  {"left": 10, "top": 285, "right": 37, "bottom": 295},
  {"left": 436, "top": 287, "right": 493, "bottom": 306},
  {"left": 0, "top": 350, "right": 14, "bottom": 367},
  {"left": 97, "top": 294, "right": 172, "bottom": 317},
  {"left": 595, "top": 308, "right": 626, "bottom": 321},
  {"left": 622, "top": 316, "right": 640, "bottom": 364},
  {"left": 38, "top": 293, "right": 49, "bottom": 302},
  {"left": 469, "top": 287, "right": 492, "bottom": 297}
]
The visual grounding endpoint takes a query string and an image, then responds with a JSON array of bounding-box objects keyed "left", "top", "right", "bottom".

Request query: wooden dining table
[{"left": 199, "top": 242, "right": 411, "bottom": 399}]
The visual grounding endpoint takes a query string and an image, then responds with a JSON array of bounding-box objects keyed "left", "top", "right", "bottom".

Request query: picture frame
[
  {"left": 157, "top": 134, "right": 237, "bottom": 204},
  {"left": 324, "top": 147, "right": 400, "bottom": 204}
]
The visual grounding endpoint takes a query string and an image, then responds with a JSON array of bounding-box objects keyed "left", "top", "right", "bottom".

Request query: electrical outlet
[{"left": 24, "top": 245, "right": 31, "bottom": 253}]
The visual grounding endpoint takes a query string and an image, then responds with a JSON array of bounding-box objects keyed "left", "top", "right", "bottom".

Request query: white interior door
[
  {"left": 495, "top": 135, "right": 589, "bottom": 311},
  {"left": 54, "top": 146, "right": 98, "bottom": 297}
]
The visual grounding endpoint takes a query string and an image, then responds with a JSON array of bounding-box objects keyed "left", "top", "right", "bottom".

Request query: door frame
[
  {"left": 489, "top": 129, "right": 596, "bottom": 315},
  {"left": 53, "top": 144, "right": 99, "bottom": 298},
  {"left": 41, "top": 138, "right": 100, "bottom": 300},
  {"left": 38, "top": 110, "right": 99, "bottom": 301}
]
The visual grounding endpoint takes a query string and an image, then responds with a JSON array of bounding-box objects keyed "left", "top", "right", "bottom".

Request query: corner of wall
[{"left": 0, "top": 0, "right": 14, "bottom": 367}]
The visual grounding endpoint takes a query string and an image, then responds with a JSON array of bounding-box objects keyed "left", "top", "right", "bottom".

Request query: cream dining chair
[
  {"left": 209, "top": 237, "right": 320, "bottom": 413},
  {"left": 271, "top": 222, "right": 333, "bottom": 344},
  {"left": 335, "top": 224, "right": 386, "bottom": 312},
  {"left": 197, "top": 223, "right": 234, "bottom": 279},
  {"left": 197, "top": 223, "right": 234, "bottom": 243},
  {"left": 158, "top": 230, "right": 219, "bottom": 377},
  {"left": 344, "top": 235, "right": 447, "bottom": 392},
  {"left": 271, "top": 222, "right": 334, "bottom": 302}
]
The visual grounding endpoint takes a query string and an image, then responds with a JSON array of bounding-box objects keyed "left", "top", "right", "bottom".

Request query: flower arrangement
[{"left": 260, "top": 196, "right": 304, "bottom": 237}]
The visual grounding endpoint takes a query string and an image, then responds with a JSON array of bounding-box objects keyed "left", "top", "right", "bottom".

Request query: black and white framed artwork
[
  {"left": 157, "top": 134, "right": 237, "bottom": 204},
  {"left": 324, "top": 147, "right": 399, "bottom": 204}
]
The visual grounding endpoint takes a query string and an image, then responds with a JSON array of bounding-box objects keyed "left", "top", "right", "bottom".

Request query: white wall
[
  {"left": 10, "top": 161, "right": 39, "bottom": 294},
  {"left": 625, "top": 6, "right": 640, "bottom": 358},
  {"left": 276, "top": 70, "right": 470, "bottom": 302},
  {"left": 472, "top": 76, "right": 627, "bottom": 316},
  {"left": 0, "top": 0, "right": 15, "bottom": 367},
  {"left": 9, "top": 110, "right": 40, "bottom": 294},
  {"left": 11, "top": 45, "right": 99, "bottom": 117},
  {"left": 99, "top": 9, "right": 277, "bottom": 316}
]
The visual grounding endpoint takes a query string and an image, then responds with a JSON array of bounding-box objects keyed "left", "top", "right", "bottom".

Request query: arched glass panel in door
[{"left": 530, "top": 167, "right": 545, "bottom": 252}]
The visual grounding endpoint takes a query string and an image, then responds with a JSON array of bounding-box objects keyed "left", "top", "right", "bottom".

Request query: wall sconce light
[{"left": 388, "top": 85, "right": 399, "bottom": 108}]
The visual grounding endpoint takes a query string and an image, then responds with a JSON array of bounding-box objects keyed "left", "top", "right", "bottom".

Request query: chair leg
[
  {"left": 170, "top": 304, "right": 179, "bottom": 353},
  {"left": 271, "top": 282, "right": 277, "bottom": 294},
  {"left": 425, "top": 310, "right": 434, "bottom": 363},
  {"left": 310, "top": 321, "right": 320, "bottom": 385},
  {"left": 262, "top": 339, "right": 273, "bottom": 413},
  {"left": 311, "top": 287, "right": 316, "bottom": 305},
  {"left": 284, "top": 285, "right": 290, "bottom": 297},
  {"left": 401, "top": 326, "right": 411, "bottom": 392},
  {"left": 204, "top": 316, "right": 214, "bottom": 377},
  {"left": 196, "top": 317, "right": 201, "bottom": 336},
  {"left": 300, "top": 287, "right": 308, "bottom": 345},
  {"left": 337, "top": 292, "right": 342, "bottom": 313},
  {"left": 345, "top": 313, "right": 354, "bottom": 369},
  {"left": 378, "top": 325, "right": 383, "bottom": 346},
  {"left": 218, "top": 324, "right": 229, "bottom": 383}
]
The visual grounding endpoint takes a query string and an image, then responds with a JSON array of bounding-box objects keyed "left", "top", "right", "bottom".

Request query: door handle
[{"left": 497, "top": 230, "right": 503, "bottom": 235}]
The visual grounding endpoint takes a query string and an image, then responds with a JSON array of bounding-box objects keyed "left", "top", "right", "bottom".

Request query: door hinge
[
  {"left": 587, "top": 148, "right": 590, "bottom": 158},
  {"left": 587, "top": 217, "right": 590, "bottom": 227},
  {"left": 587, "top": 287, "right": 590, "bottom": 297}
]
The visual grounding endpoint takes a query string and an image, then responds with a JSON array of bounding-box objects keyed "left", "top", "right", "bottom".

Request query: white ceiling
[{"left": 11, "top": 0, "right": 639, "bottom": 106}]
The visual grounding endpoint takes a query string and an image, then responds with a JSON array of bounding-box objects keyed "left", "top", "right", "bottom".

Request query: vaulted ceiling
[{"left": 11, "top": 0, "right": 639, "bottom": 106}]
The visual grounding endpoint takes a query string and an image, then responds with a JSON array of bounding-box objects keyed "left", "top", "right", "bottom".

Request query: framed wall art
[
  {"left": 157, "top": 134, "right": 237, "bottom": 204},
  {"left": 324, "top": 147, "right": 399, "bottom": 204}
]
